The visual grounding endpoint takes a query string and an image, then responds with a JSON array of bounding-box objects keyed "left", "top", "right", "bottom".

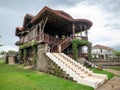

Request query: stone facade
[{"left": 36, "top": 44, "right": 72, "bottom": 80}]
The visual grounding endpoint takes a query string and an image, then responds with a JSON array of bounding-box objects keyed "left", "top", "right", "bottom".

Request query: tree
[
  {"left": 0, "top": 51, "right": 6, "bottom": 55},
  {"left": 0, "top": 50, "right": 6, "bottom": 58},
  {"left": 113, "top": 50, "right": 120, "bottom": 57},
  {"left": 7, "top": 50, "right": 16, "bottom": 54}
]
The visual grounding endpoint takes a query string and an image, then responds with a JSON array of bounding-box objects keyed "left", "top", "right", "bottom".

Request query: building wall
[
  {"left": 36, "top": 43, "right": 72, "bottom": 80},
  {"left": 92, "top": 48, "right": 114, "bottom": 60}
]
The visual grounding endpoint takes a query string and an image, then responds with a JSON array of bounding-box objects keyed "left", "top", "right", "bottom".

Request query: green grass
[
  {"left": 111, "top": 67, "right": 120, "bottom": 71},
  {"left": 0, "top": 59, "right": 115, "bottom": 90},
  {"left": 0, "top": 60, "right": 93, "bottom": 90},
  {"left": 89, "top": 68, "right": 115, "bottom": 80}
]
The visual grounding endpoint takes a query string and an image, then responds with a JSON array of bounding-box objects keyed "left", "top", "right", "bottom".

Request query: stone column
[
  {"left": 87, "top": 44, "right": 92, "bottom": 60},
  {"left": 36, "top": 43, "right": 50, "bottom": 72}
]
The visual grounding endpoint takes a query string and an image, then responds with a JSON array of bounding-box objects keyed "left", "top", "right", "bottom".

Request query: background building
[{"left": 92, "top": 44, "right": 114, "bottom": 60}]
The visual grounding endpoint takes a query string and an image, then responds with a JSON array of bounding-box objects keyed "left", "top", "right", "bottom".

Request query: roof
[
  {"left": 54, "top": 10, "right": 73, "bottom": 19},
  {"left": 15, "top": 6, "right": 93, "bottom": 36},
  {"left": 31, "top": 6, "right": 92, "bottom": 27},
  {"left": 23, "top": 13, "right": 34, "bottom": 28},
  {"left": 15, "top": 27, "right": 24, "bottom": 36},
  {"left": 31, "top": 6, "right": 74, "bottom": 24},
  {"left": 92, "top": 44, "right": 113, "bottom": 50}
]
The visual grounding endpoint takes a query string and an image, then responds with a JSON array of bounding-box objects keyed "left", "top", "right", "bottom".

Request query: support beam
[
  {"left": 87, "top": 44, "right": 92, "bottom": 60},
  {"left": 85, "top": 26, "right": 88, "bottom": 37},
  {"left": 72, "top": 24, "right": 75, "bottom": 37}
]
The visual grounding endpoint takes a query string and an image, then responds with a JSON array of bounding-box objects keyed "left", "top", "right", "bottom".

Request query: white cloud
[
  {"left": 0, "top": 0, "right": 120, "bottom": 52},
  {"left": 0, "top": 46, "right": 18, "bottom": 52},
  {"left": 57, "top": 2, "right": 120, "bottom": 48}
]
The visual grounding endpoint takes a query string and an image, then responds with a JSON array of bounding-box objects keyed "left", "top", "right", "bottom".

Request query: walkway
[{"left": 95, "top": 68, "right": 120, "bottom": 90}]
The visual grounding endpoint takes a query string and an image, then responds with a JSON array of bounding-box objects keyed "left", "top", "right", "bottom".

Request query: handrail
[
  {"left": 59, "top": 37, "right": 72, "bottom": 51},
  {"left": 51, "top": 36, "right": 72, "bottom": 52},
  {"left": 51, "top": 39, "right": 65, "bottom": 48},
  {"left": 60, "top": 37, "right": 71, "bottom": 45},
  {"left": 73, "top": 36, "right": 88, "bottom": 41}
]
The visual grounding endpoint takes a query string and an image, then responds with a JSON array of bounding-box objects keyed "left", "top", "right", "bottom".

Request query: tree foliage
[
  {"left": 113, "top": 50, "right": 120, "bottom": 57},
  {"left": 7, "top": 50, "right": 16, "bottom": 54},
  {"left": 0, "top": 51, "right": 6, "bottom": 55}
]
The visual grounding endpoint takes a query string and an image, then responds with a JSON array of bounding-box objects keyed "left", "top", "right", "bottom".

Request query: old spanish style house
[
  {"left": 15, "top": 6, "right": 108, "bottom": 88},
  {"left": 92, "top": 44, "right": 114, "bottom": 60}
]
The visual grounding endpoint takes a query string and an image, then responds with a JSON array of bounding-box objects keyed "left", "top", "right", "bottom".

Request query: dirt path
[{"left": 95, "top": 69, "right": 120, "bottom": 90}]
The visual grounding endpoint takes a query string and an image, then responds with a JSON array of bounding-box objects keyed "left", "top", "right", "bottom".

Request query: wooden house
[
  {"left": 15, "top": 6, "right": 92, "bottom": 65},
  {"left": 15, "top": 6, "right": 108, "bottom": 88}
]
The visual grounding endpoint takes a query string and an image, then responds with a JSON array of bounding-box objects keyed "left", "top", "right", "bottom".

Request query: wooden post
[
  {"left": 85, "top": 26, "right": 88, "bottom": 37},
  {"left": 72, "top": 23, "right": 75, "bottom": 38},
  {"left": 79, "top": 25, "right": 82, "bottom": 36},
  {"left": 58, "top": 45, "right": 61, "bottom": 52}
]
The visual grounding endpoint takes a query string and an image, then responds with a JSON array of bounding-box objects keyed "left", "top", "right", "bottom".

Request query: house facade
[
  {"left": 15, "top": 6, "right": 108, "bottom": 88},
  {"left": 92, "top": 44, "right": 114, "bottom": 60},
  {"left": 15, "top": 6, "right": 92, "bottom": 66}
]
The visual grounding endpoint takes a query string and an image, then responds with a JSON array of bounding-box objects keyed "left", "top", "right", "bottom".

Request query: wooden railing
[
  {"left": 42, "top": 34, "right": 49, "bottom": 42},
  {"left": 73, "top": 36, "right": 88, "bottom": 41},
  {"left": 51, "top": 39, "right": 65, "bottom": 52},
  {"left": 35, "top": 34, "right": 49, "bottom": 43},
  {"left": 51, "top": 37, "right": 72, "bottom": 53},
  {"left": 19, "top": 33, "right": 61, "bottom": 46},
  {"left": 49, "top": 36, "right": 60, "bottom": 44},
  {"left": 60, "top": 37, "right": 72, "bottom": 52}
]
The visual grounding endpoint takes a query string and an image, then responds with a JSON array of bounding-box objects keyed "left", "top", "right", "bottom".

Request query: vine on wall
[
  {"left": 23, "top": 49, "right": 27, "bottom": 65},
  {"left": 32, "top": 46, "right": 37, "bottom": 67},
  {"left": 20, "top": 40, "right": 37, "bottom": 49},
  {"left": 18, "top": 50, "right": 22, "bottom": 63},
  {"left": 71, "top": 39, "right": 92, "bottom": 61}
]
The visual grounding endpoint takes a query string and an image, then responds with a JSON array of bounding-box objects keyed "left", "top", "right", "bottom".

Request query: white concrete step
[
  {"left": 45, "top": 52, "right": 108, "bottom": 89},
  {"left": 52, "top": 53, "right": 90, "bottom": 78}
]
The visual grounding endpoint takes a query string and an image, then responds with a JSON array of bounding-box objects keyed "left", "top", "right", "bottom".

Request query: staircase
[
  {"left": 80, "top": 58, "right": 98, "bottom": 68},
  {"left": 51, "top": 37, "right": 71, "bottom": 52},
  {"left": 46, "top": 52, "right": 108, "bottom": 88}
]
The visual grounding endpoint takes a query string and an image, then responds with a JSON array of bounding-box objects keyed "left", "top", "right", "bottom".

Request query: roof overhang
[
  {"left": 31, "top": 6, "right": 73, "bottom": 25},
  {"left": 74, "top": 19, "right": 93, "bottom": 32}
]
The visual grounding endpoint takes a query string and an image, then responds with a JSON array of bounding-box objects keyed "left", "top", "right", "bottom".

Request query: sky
[{"left": 0, "top": 0, "right": 120, "bottom": 52}]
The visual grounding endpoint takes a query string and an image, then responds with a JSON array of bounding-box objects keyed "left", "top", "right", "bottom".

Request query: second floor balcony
[{"left": 18, "top": 33, "right": 88, "bottom": 45}]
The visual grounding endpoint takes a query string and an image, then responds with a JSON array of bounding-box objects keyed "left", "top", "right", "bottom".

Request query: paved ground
[{"left": 95, "top": 68, "right": 120, "bottom": 90}]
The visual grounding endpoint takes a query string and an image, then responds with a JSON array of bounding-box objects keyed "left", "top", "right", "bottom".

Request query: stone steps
[{"left": 46, "top": 52, "right": 108, "bottom": 88}]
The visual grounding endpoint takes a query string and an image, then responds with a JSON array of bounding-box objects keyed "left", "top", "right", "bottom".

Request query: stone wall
[
  {"left": 36, "top": 43, "right": 73, "bottom": 80},
  {"left": 92, "top": 60, "right": 120, "bottom": 66}
]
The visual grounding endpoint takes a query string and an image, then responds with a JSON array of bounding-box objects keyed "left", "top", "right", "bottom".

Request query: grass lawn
[
  {"left": 110, "top": 67, "right": 120, "bottom": 71},
  {"left": 89, "top": 68, "right": 115, "bottom": 80},
  {"left": 0, "top": 59, "right": 115, "bottom": 90},
  {"left": 0, "top": 60, "right": 93, "bottom": 90}
]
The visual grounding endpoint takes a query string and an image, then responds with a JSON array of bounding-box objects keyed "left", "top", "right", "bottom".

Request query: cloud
[
  {"left": 57, "top": 1, "right": 120, "bottom": 48},
  {"left": 0, "top": 0, "right": 120, "bottom": 52},
  {"left": 0, "top": 45, "right": 18, "bottom": 52}
]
